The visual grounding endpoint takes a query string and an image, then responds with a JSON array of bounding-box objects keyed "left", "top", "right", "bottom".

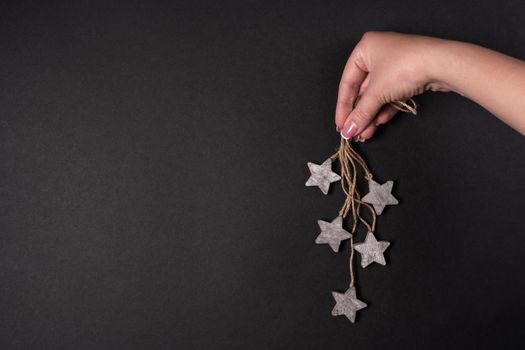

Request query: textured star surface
[
  {"left": 362, "top": 179, "right": 398, "bottom": 215},
  {"left": 305, "top": 158, "right": 340, "bottom": 195},
  {"left": 331, "top": 287, "right": 367, "bottom": 323},
  {"left": 354, "top": 231, "right": 390, "bottom": 268},
  {"left": 315, "top": 216, "right": 352, "bottom": 252}
]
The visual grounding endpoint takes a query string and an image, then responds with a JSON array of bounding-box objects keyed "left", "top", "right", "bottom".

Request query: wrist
[{"left": 419, "top": 37, "right": 465, "bottom": 94}]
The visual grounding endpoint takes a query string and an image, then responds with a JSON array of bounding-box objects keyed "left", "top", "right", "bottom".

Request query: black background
[{"left": 1, "top": 1, "right": 525, "bottom": 349}]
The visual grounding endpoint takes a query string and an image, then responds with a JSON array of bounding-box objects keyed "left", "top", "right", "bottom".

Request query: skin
[{"left": 336, "top": 32, "right": 525, "bottom": 141}]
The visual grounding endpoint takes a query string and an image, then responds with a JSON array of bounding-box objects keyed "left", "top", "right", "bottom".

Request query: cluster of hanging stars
[{"left": 306, "top": 157, "right": 398, "bottom": 323}]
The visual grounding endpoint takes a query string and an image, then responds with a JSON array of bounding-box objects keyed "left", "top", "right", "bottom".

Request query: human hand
[{"left": 335, "top": 32, "right": 448, "bottom": 141}]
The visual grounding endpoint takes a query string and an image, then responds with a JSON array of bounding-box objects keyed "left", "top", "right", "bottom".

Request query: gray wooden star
[
  {"left": 315, "top": 216, "right": 352, "bottom": 252},
  {"left": 354, "top": 231, "right": 390, "bottom": 268},
  {"left": 331, "top": 287, "right": 367, "bottom": 323},
  {"left": 362, "top": 179, "right": 398, "bottom": 215},
  {"left": 305, "top": 158, "right": 341, "bottom": 195}
]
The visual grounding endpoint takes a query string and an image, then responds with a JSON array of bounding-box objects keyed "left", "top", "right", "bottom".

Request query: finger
[
  {"left": 335, "top": 51, "right": 368, "bottom": 130},
  {"left": 356, "top": 104, "right": 401, "bottom": 141},
  {"left": 357, "top": 123, "right": 378, "bottom": 141},
  {"left": 358, "top": 74, "right": 371, "bottom": 96},
  {"left": 374, "top": 104, "right": 399, "bottom": 126},
  {"left": 340, "top": 89, "right": 383, "bottom": 140}
]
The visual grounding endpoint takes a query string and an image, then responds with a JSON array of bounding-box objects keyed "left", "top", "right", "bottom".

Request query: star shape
[
  {"left": 315, "top": 216, "right": 352, "bottom": 252},
  {"left": 362, "top": 179, "right": 398, "bottom": 215},
  {"left": 354, "top": 231, "right": 390, "bottom": 268},
  {"left": 331, "top": 287, "right": 367, "bottom": 323},
  {"left": 305, "top": 158, "right": 341, "bottom": 195}
]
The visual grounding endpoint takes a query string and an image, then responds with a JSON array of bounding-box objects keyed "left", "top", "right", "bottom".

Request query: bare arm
[{"left": 431, "top": 39, "right": 525, "bottom": 133}]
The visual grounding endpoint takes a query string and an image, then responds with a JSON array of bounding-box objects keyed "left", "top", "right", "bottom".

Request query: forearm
[{"left": 428, "top": 39, "right": 525, "bottom": 134}]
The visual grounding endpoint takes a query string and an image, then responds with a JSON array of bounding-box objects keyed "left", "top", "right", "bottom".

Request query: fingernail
[
  {"left": 340, "top": 121, "right": 357, "bottom": 139},
  {"left": 336, "top": 125, "right": 340, "bottom": 132}
]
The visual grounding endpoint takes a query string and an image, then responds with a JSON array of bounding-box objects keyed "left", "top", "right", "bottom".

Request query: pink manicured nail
[{"left": 340, "top": 122, "right": 357, "bottom": 140}]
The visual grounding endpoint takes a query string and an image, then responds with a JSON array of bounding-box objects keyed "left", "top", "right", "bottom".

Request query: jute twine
[{"left": 330, "top": 98, "right": 417, "bottom": 288}]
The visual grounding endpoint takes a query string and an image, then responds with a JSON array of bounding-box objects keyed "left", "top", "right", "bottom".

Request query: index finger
[{"left": 335, "top": 49, "right": 368, "bottom": 130}]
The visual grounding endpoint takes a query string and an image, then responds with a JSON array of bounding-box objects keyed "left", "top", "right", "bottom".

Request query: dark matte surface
[{"left": 1, "top": 1, "right": 525, "bottom": 349}]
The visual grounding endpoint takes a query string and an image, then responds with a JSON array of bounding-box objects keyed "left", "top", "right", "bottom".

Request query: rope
[{"left": 331, "top": 98, "right": 417, "bottom": 288}]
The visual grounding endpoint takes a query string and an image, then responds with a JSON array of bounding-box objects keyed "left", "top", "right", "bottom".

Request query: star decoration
[
  {"left": 305, "top": 158, "right": 341, "bottom": 195},
  {"left": 354, "top": 231, "right": 390, "bottom": 268},
  {"left": 331, "top": 287, "right": 367, "bottom": 323},
  {"left": 315, "top": 216, "right": 352, "bottom": 252},
  {"left": 362, "top": 179, "right": 398, "bottom": 215}
]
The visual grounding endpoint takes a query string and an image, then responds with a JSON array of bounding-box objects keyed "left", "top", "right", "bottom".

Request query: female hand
[
  {"left": 336, "top": 31, "right": 525, "bottom": 139},
  {"left": 336, "top": 31, "right": 445, "bottom": 141}
]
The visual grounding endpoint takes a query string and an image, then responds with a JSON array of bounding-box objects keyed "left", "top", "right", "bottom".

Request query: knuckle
[
  {"left": 368, "top": 88, "right": 387, "bottom": 105},
  {"left": 352, "top": 107, "right": 371, "bottom": 125},
  {"left": 338, "top": 79, "right": 360, "bottom": 92},
  {"left": 376, "top": 93, "right": 388, "bottom": 105},
  {"left": 361, "top": 31, "right": 379, "bottom": 43}
]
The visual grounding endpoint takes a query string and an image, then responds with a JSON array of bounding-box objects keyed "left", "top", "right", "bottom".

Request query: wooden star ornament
[
  {"left": 362, "top": 179, "right": 398, "bottom": 215},
  {"left": 354, "top": 231, "right": 390, "bottom": 268},
  {"left": 315, "top": 216, "right": 352, "bottom": 252},
  {"left": 305, "top": 158, "right": 341, "bottom": 195},
  {"left": 331, "top": 287, "right": 367, "bottom": 323}
]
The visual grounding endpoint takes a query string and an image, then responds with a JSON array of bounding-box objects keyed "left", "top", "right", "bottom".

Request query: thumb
[{"left": 340, "top": 91, "right": 383, "bottom": 140}]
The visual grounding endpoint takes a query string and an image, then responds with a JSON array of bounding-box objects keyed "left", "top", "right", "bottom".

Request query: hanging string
[
  {"left": 330, "top": 98, "right": 417, "bottom": 288},
  {"left": 330, "top": 139, "right": 376, "bottom": 288},
  {"left": 391, "top": 98, "right": 418, "bottom": 115},
  {"left": 330, "top": 139, "right": 375, "bottom": 230}
]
